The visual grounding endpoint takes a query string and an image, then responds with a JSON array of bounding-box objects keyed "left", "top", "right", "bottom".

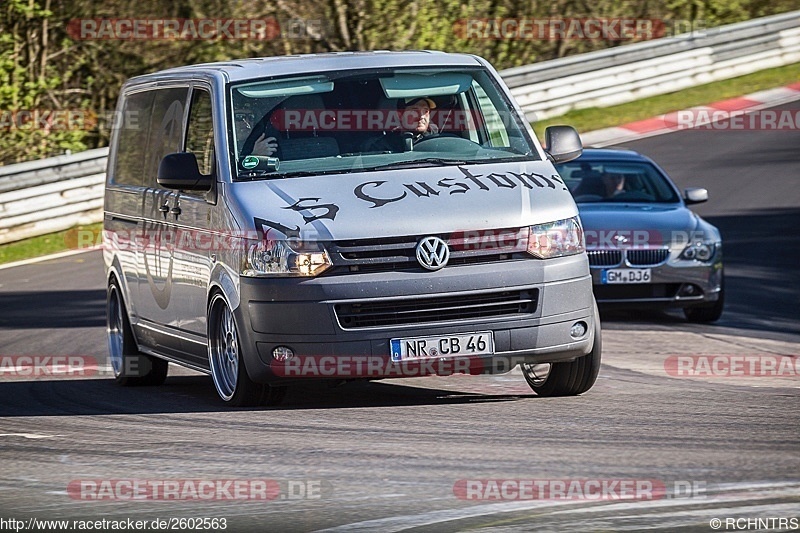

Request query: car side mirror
[
  {"left": 157, "top": 152, "right": 214, "bottom": 191},
  {"left": 684, "top": 187, "right": 708, "bottom": 205},
  {"left": 544, "top": 125, "right": 583, "bottom": 164}
]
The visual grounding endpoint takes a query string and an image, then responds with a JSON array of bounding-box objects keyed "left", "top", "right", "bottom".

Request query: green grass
[
  {"left": 0, "top": 223, "right": 103, "bottom": 265},
  {"left": 533, "top": 62, "right": 800, "bottom": 139}
]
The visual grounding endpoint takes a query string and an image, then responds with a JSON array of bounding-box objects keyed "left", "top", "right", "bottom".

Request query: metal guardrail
[
  {"left": 0, "top": 148, "right": 108, "bottom": 244},
  {"left": 0, "top": 11, "right": 798, "bottom": 245},
  {"left": 501, "top": 10, "right": 800, "bottom": 120}
]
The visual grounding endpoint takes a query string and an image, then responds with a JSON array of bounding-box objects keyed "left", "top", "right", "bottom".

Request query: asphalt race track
[{"left": 0, "top": 100, "right": 798, "bottom": 532}]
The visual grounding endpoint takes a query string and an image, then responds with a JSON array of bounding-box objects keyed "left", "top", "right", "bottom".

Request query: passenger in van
[
  {"left": 362, "top": 96, "right": 440, "bottom": 153},
  {"left": 233, "top": 97, "right": 278, "bottom": 157},
  {"left": 235, "top": 110, "right": 279, "bottom": 157}
]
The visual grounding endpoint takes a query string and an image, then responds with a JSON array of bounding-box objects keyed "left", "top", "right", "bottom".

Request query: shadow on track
[
  {"left": 0, "top": 376, "right": 534, "bottom": 417},
  {"left": 0, "top": 289, "right": 106, "bottom": 329}
]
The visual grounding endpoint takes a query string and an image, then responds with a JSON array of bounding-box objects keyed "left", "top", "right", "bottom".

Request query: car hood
[
  {"left": 577, "top": 203, "right": 701, "bottom": 248},
  {"left": 228, "top": 160, "right": 577, "bottom": 240}
]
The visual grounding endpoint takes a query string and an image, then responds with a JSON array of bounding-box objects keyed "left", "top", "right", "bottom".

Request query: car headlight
[
  {"left": 680, "top": 242, "right": 716, "bottom": 262},
  {"left": 244, "top": 238, "right": 332, "bottom": 277},
  {"left": 526, "top": 217, "right": 585, "bottom": 259}
]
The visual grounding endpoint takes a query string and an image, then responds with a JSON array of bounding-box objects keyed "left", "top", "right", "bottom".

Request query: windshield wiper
[
  {"left": 367, "top": 158, "right": 472, "bottom": 171},
  {"left": 237, "top": 169, "right": 283, "bottom": 180},
  {"left": 237, "top": 167, "right": 361, "bottom": 181}
]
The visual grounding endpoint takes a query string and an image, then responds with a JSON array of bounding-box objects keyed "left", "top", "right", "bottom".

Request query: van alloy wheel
[
  {"left": 106, "top": 276, "right": 168, "bottom": 386},
  {"left": 208, "top": 293, "right": 285, "bottom": 407}
]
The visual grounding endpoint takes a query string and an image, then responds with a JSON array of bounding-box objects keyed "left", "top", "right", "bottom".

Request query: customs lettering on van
[
  {"left": 354, "top": 167, "right": 568, "bottom": 209},
  {"left": 255, "top": 166, "right": 567, "bottom": 237}
]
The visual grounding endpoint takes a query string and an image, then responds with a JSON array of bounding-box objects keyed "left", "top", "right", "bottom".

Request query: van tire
[
  {"left": 521, "top": 303, "right": 601, "bottom": 396},
  {"left": 107, "top": 277, "right": 169, "bottom": 386},
  {"left": 208, "top": 293, "right": 269, "bottom": 407},
  {"left": 262, "top": 385, "right": 288, "bottom": 406}
]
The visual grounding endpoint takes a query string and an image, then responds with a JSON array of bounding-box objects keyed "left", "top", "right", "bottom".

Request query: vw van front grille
[
  {"left": 334, "top": 289, "right": 538, "bottom": 329},
  {"left": 326, "top": 230, "right": 528, "bottom": 274}
]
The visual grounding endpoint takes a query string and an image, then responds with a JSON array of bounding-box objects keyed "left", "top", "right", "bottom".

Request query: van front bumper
[{"left": 232, "top": 256, "right": 596, "bottom": 384}]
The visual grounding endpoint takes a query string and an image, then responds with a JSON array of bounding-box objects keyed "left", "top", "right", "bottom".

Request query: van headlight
[
  {"left": 526, "top": 217, "right": 585, "bottom": 259},
  {"left": 244, "top": 239, "right": 332, "bottom": 277}
]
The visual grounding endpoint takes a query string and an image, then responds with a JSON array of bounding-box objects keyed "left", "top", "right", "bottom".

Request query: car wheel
[
  {"left": 107, "top": 277, "right": 168, "bottom": 386},
  {"left": 521, "top": 302, "right": 602, "bottom": 396},
  {"left": 684, "top": 290, "right": 724, "bottom": 323},
  {"left": 208, "top": 293, "right": 285, "bottom": 407}
]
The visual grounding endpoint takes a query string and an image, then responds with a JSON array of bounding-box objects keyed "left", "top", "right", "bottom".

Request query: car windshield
[
  {"left": 228, "top": 67, "right": 540, "bottom": 180},
  {"left": 556, "top": 160, "right": 680, "bottom": 203}
]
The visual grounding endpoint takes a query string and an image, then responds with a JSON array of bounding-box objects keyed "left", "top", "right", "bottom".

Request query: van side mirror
[
  {"left": 544, "top": 125, "right": 582, "bottom": 164},
  {"left": 157, "top": 152, "right": 214, "bottom": 191},
  {"left": 684, "top": 187, "right": 708, "bottom": 204}
]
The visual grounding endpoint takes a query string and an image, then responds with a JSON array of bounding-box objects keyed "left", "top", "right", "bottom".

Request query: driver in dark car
[
  {"left": 363, "top": 96, "right": 439, "bottom": 152},
  {"left": 601, "top": 171, "right": 626, "bottom": 198}
]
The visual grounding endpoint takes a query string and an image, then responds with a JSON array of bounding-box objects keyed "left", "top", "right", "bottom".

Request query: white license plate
[
  {"left": 602, "top": 268, "right": 652, "bottom": 284},
  {"left": 390, "top": 332, "right": 494, "bottom": 362}
]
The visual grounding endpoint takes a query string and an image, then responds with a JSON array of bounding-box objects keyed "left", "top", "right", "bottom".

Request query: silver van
[{"left": 103, "top": 51, "right": 601, "bottom": 406}]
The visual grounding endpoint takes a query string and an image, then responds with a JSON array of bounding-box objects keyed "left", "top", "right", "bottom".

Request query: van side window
[
  {"left": 111, "top": 91, "right": 153, "bottom": 186},
  {"left": 146, "top": 88, "right": 188, "bottom": 188},
  {"left": 186, "top": 89, "right": 215, "bottom": 176}
]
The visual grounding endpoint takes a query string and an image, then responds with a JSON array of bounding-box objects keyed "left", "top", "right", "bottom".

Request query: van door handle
[
  {"left": 170, "top": 206, "right": 182, "bottom": 218},
  {"left": 159, "top": 204, "right": 169, "bottom": 219}
]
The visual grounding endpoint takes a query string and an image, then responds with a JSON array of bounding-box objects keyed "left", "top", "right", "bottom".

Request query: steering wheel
[
  {"left": 612, "top": 191, "right": 655, "bottom": 202},
  {"left": 573, "top": 194, "right": 604, "bottom": 202},
  {"left": 412, "top": 134, "right": 482, "bottom": 153}
]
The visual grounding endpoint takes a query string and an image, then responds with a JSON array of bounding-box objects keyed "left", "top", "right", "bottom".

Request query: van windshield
[{"left": 229, "top": 67, "right": 540, "bottom": 180}]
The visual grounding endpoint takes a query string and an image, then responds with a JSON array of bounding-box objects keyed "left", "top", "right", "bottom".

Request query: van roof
[{"left": 130, "top": 51, "right": 485, "bottom": 83}]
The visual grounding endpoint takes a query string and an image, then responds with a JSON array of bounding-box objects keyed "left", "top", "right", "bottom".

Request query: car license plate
[
  {"left": 602, "top": 268, "right": 652, "bottom": 284},
  {"left": 390, "top": 332, "right": 494, "bottom": 362}
]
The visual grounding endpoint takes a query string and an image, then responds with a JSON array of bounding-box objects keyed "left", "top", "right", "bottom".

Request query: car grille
[
  {"left": 626, "top": 249, "right": 670, "bottom": 266},
  {"left": 587, "top": 249, "right": 623, "bottom": 267},
  {"left": 334, "top": 289, "right": 538, "bottom": 329},
  {"left": 588, "top": 248, "right": 669, "bottom": 267},
  {"left": 326, "top": 229, "right": 528, "bottom": 274}
]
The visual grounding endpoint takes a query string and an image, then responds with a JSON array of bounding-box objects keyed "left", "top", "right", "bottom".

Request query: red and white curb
[{"left": 580, "top": 81, "right": 800, "bottom": 147}]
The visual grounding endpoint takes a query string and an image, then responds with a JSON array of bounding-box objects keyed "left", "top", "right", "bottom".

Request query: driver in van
[{"left": 363, "top": 96, "right": 439, "bottom": 152}]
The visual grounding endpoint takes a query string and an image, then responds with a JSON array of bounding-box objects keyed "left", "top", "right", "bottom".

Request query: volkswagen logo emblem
[{"left": 416, "top": 236, "right": 450, "bottom": 271}]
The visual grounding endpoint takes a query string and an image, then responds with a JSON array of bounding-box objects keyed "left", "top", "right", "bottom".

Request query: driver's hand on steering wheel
[{"left": 252, "top": 133, "right": 278, "bottom": 156}]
